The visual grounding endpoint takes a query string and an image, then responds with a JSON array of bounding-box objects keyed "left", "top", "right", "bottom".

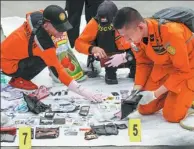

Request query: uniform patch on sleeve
[{"left": 166, "top": 45, "right": 176, "bottom": 55}]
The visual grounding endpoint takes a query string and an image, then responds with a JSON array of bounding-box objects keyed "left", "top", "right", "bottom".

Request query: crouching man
[
  {"left": 1, "top": 5, "right": 106, "bottom": 103},
  {"left": 75, "top": 1, "right": 136, "bottom": 85},
  {"left": 112, "top": 7, "right": 194, "bottom": 122}
]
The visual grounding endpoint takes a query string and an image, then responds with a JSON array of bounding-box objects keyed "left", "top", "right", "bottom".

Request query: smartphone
[
  {"left": 79, "top": 106, "right": 90, "bottom": 116},
  {"left": 111, "top": 92, "right": 119, "bottom": 96},
  {"left": 45, "top": 112, "right": 55, "bottom": 119}
]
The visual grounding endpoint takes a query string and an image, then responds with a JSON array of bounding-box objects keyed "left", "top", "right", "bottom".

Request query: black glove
[{"left": 23, "top": 93, "right": 50, "bottom": 114}]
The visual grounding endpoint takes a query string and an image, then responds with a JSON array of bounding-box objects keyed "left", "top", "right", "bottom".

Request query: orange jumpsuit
[
  {"left": 75, "top": 18, "right": 130, "bottom": 55},
  {"left": 1, "top": 11, "right": 73, "bottom": 86},
  {"left": 133, "top": 19, "right": 194, "bottom": 122}
]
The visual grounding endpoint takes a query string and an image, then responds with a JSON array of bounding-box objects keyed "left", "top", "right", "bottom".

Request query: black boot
[
  {"left": 86, "top": 55, "right": 99, "bottom": 78},
  {"left": 105, "top": 67, "right": 118, "bottom": 85}
]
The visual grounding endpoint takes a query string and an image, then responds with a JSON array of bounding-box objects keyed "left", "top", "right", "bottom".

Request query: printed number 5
[
  {"left": 129, "top": 119, "right": 141, "bottom": 142},
  {"left": 133, "top": 124, "right": 138, "bottom": 136},
  {"left": 23, "top": 133, "right": 27, "bottom": 145}
]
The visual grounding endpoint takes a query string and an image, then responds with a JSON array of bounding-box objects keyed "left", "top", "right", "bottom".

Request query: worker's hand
[
  {"left": 130, "top": 85, "right": 142, "bottom": 95},
  {"left": 91, "top": 47, "right": 107, "bottom": 59},
  {"left": 126, "top": 85, "right": 142, "bottom": 100},
  {"left": 138, "top": 91, "right": 157, "bottom": 105},
  {"left": 105, "top": 53, "right": 127, "bottom": 67},
  {"left": 68, "top": 80, "right": 106, "bottom": 103}
]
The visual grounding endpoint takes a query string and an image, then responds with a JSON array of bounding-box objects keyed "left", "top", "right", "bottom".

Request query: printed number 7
[
  {"left": 23, "top": 132, "right": 27, "bottom": 145},
  {"left": 133, "top": 124, "right": 138, "bottom": 136}
]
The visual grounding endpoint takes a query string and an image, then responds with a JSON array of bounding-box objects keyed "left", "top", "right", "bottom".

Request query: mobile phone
[
  {"left": 53, "top": 118, "right": 66, "bottom": 125},
  {"left": 111, "top": 92, "right": 119, "bottom": 96},
  {"left": 45, "top": 112, "right": 55, "bottom": 119},
  {"left": 79, "top": 106, "right": 90, "bottom": 116}
]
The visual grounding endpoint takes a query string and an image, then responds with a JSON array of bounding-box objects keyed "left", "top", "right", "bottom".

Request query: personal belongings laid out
[
  {"left": 35, "top": 127, "right": 59, "bottom": 139},
  {"left": 120, "top": 90, "right": 129, "bottom": 99},
  {"left": 1, "top": 112, "right": 10, "bottom": 126},
  {"left": 1, "top": 90, "right": 23, "bottom": 101},
  {"left": 40, "top": 117, "right": 53, "bottom": 125},
  {"left": 120, "top": 90, "right": 143, "bottom": 119},
  {"left": 1, "top": 85, "right": 14, "bottom": 92},
  {"left": 91, "top": 123, "right": 119, "bottom": 136},
  {"left": 79, "top": 106, "right": 90, "bottom": 116},
  {"left": 14, "top": 119, "right": 39, "bottom": 127},
  {"left": 50, "top": 90, "right": 68, "bottom": 96},
  {"left": 85, "top": 130, "right": 98, "bottom": 140},
  {"left": 64, "top": 128, "right": 78, "bottom": 136},
  {"left": 0, "top": 127, "right": 16, "bottom": 142},
  {"left": 28, "top": 85, "right": 50, "bottom": 100},
  {"left": 51, "top": 103, "right": 80, "bottom": 113},
  {"left": 45, "top": 112, "right": 55, "bottom": 119},
  {"left": 85, "top": 123, "right": 127, "bottom": 140},
  {"left": 23, "top": 93, "right": 50, "bottom": 114},
  {"left": 53, "top": 118, "right": 66, "bottom": 125},
  {"left": 14, "top": 100, "right": 29, "bottom": 113}
]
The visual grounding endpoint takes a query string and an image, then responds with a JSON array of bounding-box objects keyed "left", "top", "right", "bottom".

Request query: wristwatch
[{"left": 125, "top": 52, "right": 133, "bottom": 61}]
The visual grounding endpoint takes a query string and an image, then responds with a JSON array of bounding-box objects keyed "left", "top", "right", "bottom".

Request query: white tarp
[{"left": 1, "top": 16, "right": 194, "bottom": 147}]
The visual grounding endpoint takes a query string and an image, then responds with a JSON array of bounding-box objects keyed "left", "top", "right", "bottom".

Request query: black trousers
[
  {"left": 3, "top": 56, "right": 47, "bottom": 80},
  {"left": 65, "top": 0, "right": 104, "bottom": 48}
]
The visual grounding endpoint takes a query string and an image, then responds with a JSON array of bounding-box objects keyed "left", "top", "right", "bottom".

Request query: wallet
[
  {"left": 91, "top": 123, "right": 118, "bottom": 136},
  {"left": 0, "top": 134, "right": 16, "bottom": 142},
  {"left": 35, "top": 127, "right": 59, "bottom": 139}
]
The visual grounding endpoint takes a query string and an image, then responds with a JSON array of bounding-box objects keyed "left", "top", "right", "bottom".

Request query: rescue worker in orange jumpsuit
[
  {"left": 1, "top": 5, "right": 106, "bottom": 103},
  {"left": 75, "top": 1, "right": 136, "bottom": 85},
  {"left": 109, "top": 7, "right": 194, "bottom": 122}
]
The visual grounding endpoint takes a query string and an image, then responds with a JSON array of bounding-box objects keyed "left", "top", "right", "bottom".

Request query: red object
[
  {"left": 9, "top": 77, "right": 38, "bottom": 90},
  {"left": 61, "top": 57, "right": 71, "bottom": 68},
  {"left": 28, "top": 85, "right": 50, "bottom": 100},
  {"left": 68, "top": 63, "right": 75, "bottom": 71},
  {"left": 100, "top": 57, "right": 111, "bottom": 67},
  {"left": 0, "top": 127, "right": 17, "bottom": 135},
  {"left": 79, "top": 128, "right": 91, "bottom": 131}
]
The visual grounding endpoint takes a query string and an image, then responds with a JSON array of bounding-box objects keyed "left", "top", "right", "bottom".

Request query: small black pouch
[
  {"left": 116, "top": 124, "right": 128, "bottom": 130},
  {"left": 105, "top": 123, "right": 118, "bottom": 135},
  {"left": 91, "top": 123, "right": 119, "bottom": 136},
  {"left": 39, "top": 117, "right": 53, "bottom": 125},
  {"left": 91, "top": 125, "right": 106, "bottom": 135},
  {"left": 44, "top": 112, "right": 55, "bottom": 119},
  {"left": 53, "top": 118, "right": 66, "bottom": 125},
  {"left": 121, "top": 95, "right": 142, "bottom": 119}
]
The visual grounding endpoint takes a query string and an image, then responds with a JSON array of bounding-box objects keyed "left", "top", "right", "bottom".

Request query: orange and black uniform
[
  {"left": 131, "top": 19, "right": 194, "bottom": 122},
  {"left": 75, "top": 17, "right": 136, "bottom": 81},
  {"left": 1, "top": 10, "right": 73, "bottom": 86},
  {"left": 65, "top": 0, "right": 104, "bottom": 48}
]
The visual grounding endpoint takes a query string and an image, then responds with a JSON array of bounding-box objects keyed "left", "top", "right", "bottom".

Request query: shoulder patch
[{"left": 166, "top": 45, "right": 176, "bottom": 55}]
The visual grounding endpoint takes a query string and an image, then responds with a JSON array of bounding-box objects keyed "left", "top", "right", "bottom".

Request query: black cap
[
  {"left": 43, "top": 5, "right": 72, "bottom": 32},
  {"left": 96, "top": 0, "right": 118, "bottom": 25}
]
